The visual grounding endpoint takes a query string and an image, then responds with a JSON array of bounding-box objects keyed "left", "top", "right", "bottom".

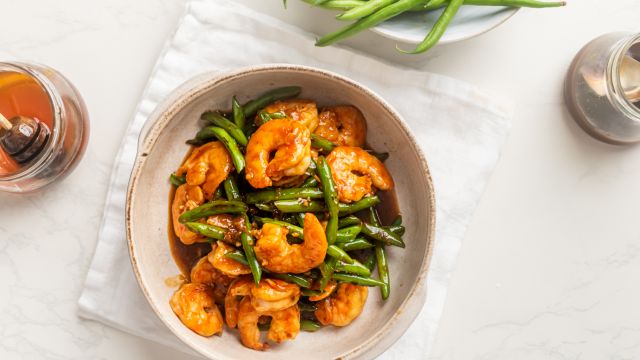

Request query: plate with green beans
[
  {"left": 297, "top": 0, "right": 566, "bottom": 54},
  {"left": 126, "top": 65, "right": 436, "bottom": 359}
]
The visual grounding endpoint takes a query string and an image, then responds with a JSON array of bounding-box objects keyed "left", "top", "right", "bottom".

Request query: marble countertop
[{"left": 1, "top": 0, "right": 639, "bottom": 359}]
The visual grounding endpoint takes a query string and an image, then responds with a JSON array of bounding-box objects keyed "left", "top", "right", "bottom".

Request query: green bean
[
  {"left": 254, "top": 217, "right": 304, "bottom": 238},
  {"left": 245, "top": 188, "right": 323, "bottom": 204},
  {"left": 398, "top": 0, "right": 463, "bottom": 54},
  {"left": 316, "top": 0, "right": 425, "bottom": 47},
  {"left": 331, "top": 273, "right": 385, "bottom": 287},
  {"left": 311, "top": 134, "right": 336, "bottom": 152},
  {"left": 369, "top": 206, "right": 382, "bottom": 226},
  {"left": 319, "top": 257, "right": 337, "bottom": 290},
  {"left": 223, "top": 175, "right": 242, "bottom": 201},
  {"left": 196, "top": 126, "right": 245, "bottom": 173},
  {"left": 242, "top": 232, "right": 262, "bottom": 285},
  {"left": 301, "top": 176, "right": 319, "bottom": 188},
  {"left": 201, "top": 112, "right": 248, "bottom": 147},
  {"left": 338, "top": 215, "right": 361, "bottom": 228},
  {"left": 361, "top": 221, "right": 405, "bottom": 248},
  {"left": 363, "top": 250, "right": 377, "bottom": 271},
  {"left": 254, "top": 203, "right": 276, "bottom": 212},
  {"left": 184, "top": 222, "right": 226, "bottom": 240},
  {"left": 391, "top": 215, "right": 403, "bottom": 227},
  {"left": 387, "top": 224, "right": 405, "bottom": 236},
  {"left": 335, "top": 260, "right": 371, "bottom": 277},
  {"left": 317, "top": 156, "right": 339, "bottom": 245},
  {"left": 338, "top": 195, "right": 381, "bottom": 216},
  {"left": 169, "top": 173, "right": 186, "bottom": 187},
  {"left": 300, "top": 319, "right": 322, "bottom": 332},
  {"left": 296, "top": 213, "right": 306, "bottom": 227},
  {"left": 273, "top": 199, "right": 325, "bottom": 213},
  {"left": 341, "top": 237, "right": 375, "bottom": 251},
  {"left": 298, "top": 302, "right": 318, "bottom": 312},
  {"left": 224, "top": 251, "right": 249, "bottom": 265},
  {"left": 335, "top": 225, "right": 362, "bottom": 243},
  {"left": 301, "top": 0, "right": 367, "bottom": 10},
  {"left": 232, "top": 96, "right": 245, "bottom": 130},
  {"left": 327, "top": 245, "right": 355, "bottom": 264},
  {"left": 269, "top": 273, "right": 312, "bottom": 288},
  {"left": 214, "top": 187, "right": 225, "bottom": 200},
  {"left": 336, "top": 0, "right": 396, "bottom": 21},
  {"left": 243, "top": 86, "right": 302, "bottom": 117},
  {"left": 258, "top": 110, "right": 287, "bottom": 125},
  {"left": 179, "top": 200, "right": 248, "bottom": 223},
  {"left": 301, "top": 288, "right": 323, "bottom": 297},
  {"left": 462, "top": 0, "right": 565, "bottom": 7},
  {"left": 375, "top": 243, "right": 390, "bottom": 299}
]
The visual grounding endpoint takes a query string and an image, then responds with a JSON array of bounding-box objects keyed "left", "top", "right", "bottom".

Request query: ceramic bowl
[
  {"left": 126, "top": 64, "right": 436, "bottom": 360},
  {"left": 372, "top": 5, "right": 519, "bottom": 44}
]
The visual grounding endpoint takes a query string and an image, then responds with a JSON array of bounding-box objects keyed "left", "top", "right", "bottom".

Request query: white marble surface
[{"left": 0, "top": 0, "right": 639, "bottom": 359}]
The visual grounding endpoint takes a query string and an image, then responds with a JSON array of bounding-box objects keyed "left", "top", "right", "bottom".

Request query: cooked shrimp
[
  {"left": 169, "top": 283, "right": 223, "bottom": 336},
  {"left": 225, "top": 276, "right": 254, "bottom": 329},
  {"left": 237, "top": 297, "right": 300, "bottom": 350},
  {"left": 245, "top": 119, "right": 311, "bottom": 188},
  {"left": 208, "top": 241, "right": 252, "bottom": 276},
  {"left": 250, "top": 278, "right": 300, "bottom": 312},
  {"left": 176, "top": 141, "right": 233, "bottom": 199},
  {"left": 326, "top": 146, "right": 394, "bottom": 203},
  {"left": 315, "top": 106, "right": 367, "bottom": 147},
  {"left": 261, "top": 99, "right": 319, "bottom": 132},
  {"left": 206, "top": 214, "right": 246, "bottom": 245},
  {"left": 190, "top": 256, "right": 234, "bottom": 304},
  {"left": 308, "top": 280, "right": 337, "bottom": 302},
  {"left": 314, "top": 283, "right": 368, "bottom": 327},
  {"left": 172, "top": 184, "right": 205, "bottom": 245},
  {"left": 254, "top": 213, "right": 327, "bottom": 274}
]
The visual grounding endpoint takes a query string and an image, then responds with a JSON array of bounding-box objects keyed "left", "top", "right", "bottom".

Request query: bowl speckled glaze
[{"left": 126, "top": 64, "right": 436, "bottom": 360}]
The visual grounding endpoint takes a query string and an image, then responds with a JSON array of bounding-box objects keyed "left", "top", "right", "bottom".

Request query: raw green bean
[
  {"left": 245, "top": 188, "right": 323, "bottom": 204},
  {"left": 270, "top": 273, "right": 312, "bottom": 288},
  {"left": 254, "top": 217, "right": 304, "bottom": 238},
  {"left": 332, "top": 273, "right": 385, "bottom": 287},
  {"left": 201, "top": 112, "right": 248, "bottom": 146},
  {"left": 319, "top": 258, "right": 338, "bottom": 290},
  {"left": 398, "top": 0, "right": 463, "bottom": 54},
  {"left": 335, "top": 225, "right": 362, "bottom": 243},
  {"left": 223, "top": 175, "right": 242, "bottom": 201},
  {"left": 311, "top": 134, "right": 336, "bottom": 152},
  {"left": 196, "top": 126, "right": 245, "bottom": 173},
  {"left": 179, "top": 200, "right": 248, "bottom": 223},
  {"left": 317, "top": 156, "right": 339, "bottom": 244},
  {"left": 300, "top": 319, "right": 322, "bottom": 332},
  {"left": 232, "top": 96, "right": 245, "bottom": 130},
  {"left": 361, "top": 222, "right": 405, "bottom": 248},
  {"left": 391, "top": 215, "right": 403, "bottom": 227},
  {"left": 375, "top": 243, "right": 390, "bottom": 299},
  {"left": 301, "top": 0, "right": 367, "bottom": 10},
  {"left": 298, "top": 302, "right": 318, "bottom": 312},
  {"left": 327, "top": 245, "right": 355, "bottom": 264},
  {"left": 301, "top": 176, "right": 319, "bottom": 188},
  {"left": 243, "top": 86, "right": 302, "bottom": 117},
  {"left": 341, "top": 237, "right": 375, "bottom": 251},
  {"left": 335, "top": 260, "right": 372, "bottom": 277},
  {"left": 336, "top": 0, "right": 396, "bottom": 21},
  {"left": 338, "top": 195, "right": 381, "bottom": 216},
  {"left": 242, "top": 232, "right": 262, "bottom": 285},
  {"left": 224, "top": 251, "right": 249, "bottom": 265},
  {"left": 316, "top": 0, "right": 425, "bottom": 47},
  {"left": 338, "top": 215, "right": 361, "bottom": 228},
  {"left": 169, "top": 173, "right": 186, "bottom": 187},
  {"left": 184, "top": 222, "right": 226, "bottom": 240},
  {"left": 273, "top": 199, "right": 325, "bottom": 213}
]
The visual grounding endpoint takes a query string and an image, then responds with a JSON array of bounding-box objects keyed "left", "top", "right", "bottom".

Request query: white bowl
[
  {"left": 372, "top": 5, "right": 519, "bottom": 44},
  {"left": 126, "top": 64, "right": 436, "bottom": 359}
]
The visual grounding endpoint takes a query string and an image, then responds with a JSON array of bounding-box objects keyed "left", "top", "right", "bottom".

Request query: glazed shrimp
[
  {"left": 169, "top": 283, "right": 223, "bottom": 336},
  {"left": 314, "top": 283, "right": 368, "bottom": 327},
  {"left": 254, "top": 213, "right": 327, "bottom": 274},
  {"left": 315, "top": 106, "right": 367, "bottom": 147},
  {"left": 208, "top": 241, "right": 252, "bottom": 276},
  {"left": 225, "top": 277, "right": 254, "bottom": 329},
  {"left": 308, "top": 280, "right": 337, "bottom": 302},
  {"left": 261, "top": 99, "right": 319, "bottom": 132},
  {"left": 176, "top": 141, "right": 233, "bottom": 199},
  {"left": 190, "top": 256, "right": 234, "bottom": 304},
  {"left": 245, "top": 119, "right": 311, "bottom": 189},
  {"left": 172, "top": 184, "right": 205, "bottom": 245},
  {"left": 225, "top": 278, "right": 300, "bottom": 327},
  {"left": 237, "top": 297, "right": 300, "bottom": 351},
  {"left": 326, "top": 146, "right": 394, "bottom": 203}
]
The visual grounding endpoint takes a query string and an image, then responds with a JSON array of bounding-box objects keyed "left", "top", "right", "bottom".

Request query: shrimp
[
  {"left": 237, "top": 297, "right": 300, "bottom": 351},
  {"left": 308, "top": 280, "right": 337, "bottom": 302},
  {"left": 250, "top": 278, "right": 300, "bottom": 312},
  {"left": 261, "top": 99, "right": 319, "bottom": 132},
  {"left": 190, "top": 256, "right": 234, "bottom": 304},
  {"left": 315, "top": 106, "right": 367, "bottom": 147},
  {"left": 225, "top": 276, "right": 254, "bottom": 329},
  {"left": 208, "top": 241, "right": 252, "bottom": 276},
  {"left": 176, "top": 141, "right": 233, "bottom": 199},
  {"left": 254, "top": 213, "right": 327, "bottom": 274},
  {"left": 245, "top": 119, "right": 311, "bottom": 189},
  {"left": 169, "top": 283, "right": 223, "bottom": 336},
  {"left": 326, "top": 146, "right": 394, "bottom": 203},
  {"left": 171, "top": 184, "right": 205, "bottom": 245},
  {"left": 314, "top": 283, "right": 368, "bottom": 327}
]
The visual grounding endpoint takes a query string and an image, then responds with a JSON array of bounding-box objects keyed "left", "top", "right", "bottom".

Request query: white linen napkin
[{"left": 78, "top": 0, "right": 512, "bottom": 358}]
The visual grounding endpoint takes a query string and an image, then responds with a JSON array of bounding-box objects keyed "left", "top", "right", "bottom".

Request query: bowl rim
[{"left": 125, "top": 64, "right": 437, "bottom": 359}]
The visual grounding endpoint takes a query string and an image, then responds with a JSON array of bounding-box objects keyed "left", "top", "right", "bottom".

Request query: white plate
[{"left": 371, "top": 5, "right": 519, "bottom": 45}]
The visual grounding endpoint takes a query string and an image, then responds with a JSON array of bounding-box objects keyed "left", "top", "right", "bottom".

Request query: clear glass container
[
  {"left": 565, "top": 32, "right": 640, "bottom": 144},
  {"left": 0, "top": 62, "right": 89, "bottom": 192}
]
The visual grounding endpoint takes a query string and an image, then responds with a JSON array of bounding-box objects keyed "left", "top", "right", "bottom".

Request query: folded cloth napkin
[{"left": 78, "top": 0, "right": 511, "bottom": 358}]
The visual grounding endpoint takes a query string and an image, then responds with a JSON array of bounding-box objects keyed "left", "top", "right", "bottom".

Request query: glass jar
[
  {"left": 565, "top": 32, "right": 640, "bottom": 144},
  {"left": 0, "top": 62, "right": 89, "bottom": 193}
]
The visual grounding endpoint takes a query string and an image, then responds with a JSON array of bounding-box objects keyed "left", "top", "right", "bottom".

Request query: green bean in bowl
[{"left": 167, "top": 86, "right": 403, "bottom": 351}]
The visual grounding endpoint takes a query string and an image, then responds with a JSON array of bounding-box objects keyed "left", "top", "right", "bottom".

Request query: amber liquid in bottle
[{"left": 0, "top": 71, "right": 53, "bottom": 175}]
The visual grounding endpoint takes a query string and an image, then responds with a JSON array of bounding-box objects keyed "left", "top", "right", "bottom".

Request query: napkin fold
[{"left": 78, "top": 0, "right": 512, "bottom": 358}]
